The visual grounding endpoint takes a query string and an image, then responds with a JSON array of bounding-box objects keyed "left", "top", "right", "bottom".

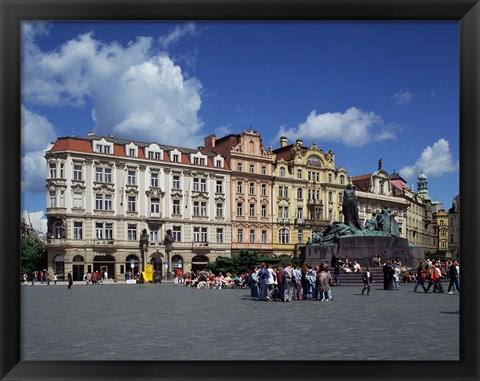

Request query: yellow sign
[{"left": 142, "top": 264, "right": 153, "bottom": 282}]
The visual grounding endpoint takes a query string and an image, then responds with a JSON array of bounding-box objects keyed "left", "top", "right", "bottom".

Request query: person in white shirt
[{"left": 266, "top": 264, "right": 276, "bottom": 301}]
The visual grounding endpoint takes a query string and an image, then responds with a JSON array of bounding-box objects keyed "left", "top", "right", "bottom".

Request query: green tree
[{"left": 21, "top": 235, "right": 47, "bottom": 274}]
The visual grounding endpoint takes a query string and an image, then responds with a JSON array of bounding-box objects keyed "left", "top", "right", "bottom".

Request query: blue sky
[{"left": 21, "top": 21, "right": 459, "bottom": 232}]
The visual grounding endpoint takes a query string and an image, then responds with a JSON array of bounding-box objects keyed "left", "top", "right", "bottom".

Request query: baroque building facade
[
  {"left": 204, "top": 129, "right": 274, "bottom": 255},
  {"left": 272, "top": 138, "right": 349, "bottom": 256},
  {"left": 45, "top": 133, "right": 231, "bottom": 280},
  {"left": 352, "top": 165, "right": 408, "bottom": 238}
]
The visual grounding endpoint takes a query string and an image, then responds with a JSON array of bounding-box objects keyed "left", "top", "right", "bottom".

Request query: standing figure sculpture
[
  {"left": 342, "top": 183, "right": 363, "bottom": 230},
  {"left": 164, "top": 229, "right": 174, "bottom": 253}
]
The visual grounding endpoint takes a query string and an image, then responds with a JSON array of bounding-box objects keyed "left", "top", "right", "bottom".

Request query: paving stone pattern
[{"left": 21, "top": 282, "right": 459, "bottom": 361}]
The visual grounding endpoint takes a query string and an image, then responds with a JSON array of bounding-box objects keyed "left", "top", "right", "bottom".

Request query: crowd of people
[
  {"left": 21, "top": 270, "right": 58, "bottom": 286},
  {"left": 411, "top": 259, "right": 460, "bottom": 294}
]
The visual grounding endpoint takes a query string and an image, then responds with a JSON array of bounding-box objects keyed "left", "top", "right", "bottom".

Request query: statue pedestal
[{"left": 301, "top": 235, "right": 424, "bottom": 268}]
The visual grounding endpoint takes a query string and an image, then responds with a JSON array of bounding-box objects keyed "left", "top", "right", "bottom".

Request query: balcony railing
[
  {"left": 295, "top": 218, "right": 305, "bottom": 224},
  {"left": 192, "top": 242, "right": 209, "bottom": 247}
]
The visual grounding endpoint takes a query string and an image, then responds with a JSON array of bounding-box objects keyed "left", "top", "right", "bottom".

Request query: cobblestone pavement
[{"left": 21, "top": 282, "right": 459, "bottom": 361}]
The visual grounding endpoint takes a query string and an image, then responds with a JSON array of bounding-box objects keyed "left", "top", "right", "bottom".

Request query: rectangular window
[
  {"left": 104, "top": 194, "right": 112, "bottom": 210},
  {"left": 127, "top": 196, "right": 136, "bottom": 212},
  {"left": 73, "top": 165, "right": 83, "bottom": 181},
  {"left": 129, "top": 148, "right": 135, "bottom": 157},
  {"left": 172, "top": 199, "right": 181, "bottom": 215},
  {"left": 237, "top": 181, "right": 243, "bottom": 194},
  {"left": 95, "top": 144, "right": 102, "bottom": 153},
  {"left": 49, "top": 162, "right": 56, "bottom": 179},
  {"left": 215, "top": 160, "right": 222, "bottom": 168},
  {"left": 73, "top": 192, "right": 83, "bottom": 208},
  {"left": 262, "top": 230, "right": 267, "bottom": 244},
  {"left": 48, "top": 191, "right": 56, "bottom": 208},
  {"left": 249, "top": 203, "right": 255, "bottom": 217},
  {"left": 172, "top": 175, "right": 180, "bottom": 190},
  {"left": 73, "top": 222, "right": 83, "bottom": 239},
  {"left": 249, "top": 229, "right": 255, "bottom": 243},
  {"left": 201, "top": 201, "right": 207, "bottom": 217},
  {"left": 216, "top": 228, "right": 223, "bottom": 244},
  {"left": 104, "top": 145, "right": 110, "bottom": 154},
  {"left": 261, "top": 165, "right": 266, "bottom": 175},
  {"left": 95, "top": 168, "right": 103, "bottom": 183},
  {"left": 249, "top": 182, "right": 255, "bottom": 195},
  {"left": 127, "top": 170, "right": 136, "bottom": 185},
  {"left": 237, "top": 229, "right": 243, "bottom": 243},
  {"left": 173, "top": 154, "right": 180, "bottom": 163},
  {"left": 149, "top": 225, "right": 159, "bottom": 242},
  {"left": 59, "top": 163, "right": 64, "bottom": 178},
  {"left": 155, "top": 152, "right": 161, "bottom": 160},
  {"left": 193, "top": 227, "right": 200, "bottom": 242},
  {"left": 150, "top": 198, "right": 160, "bottom": 216},
  {"left": 105, "top": 223, "right": 113, "bottom": 240},
  {"left": 261, "top": 204, "right": 267, "bottom": 218},
  {"left": 173, "top": 226, "right": 181, "bottom": 242},
  {"left": 261, "top": 184, "right": 267, "bottom": 196},
  {"left": 194, "top": 157, "right": 199, "bottom": 165},
  {"left": 201, "top": 227, "right": 207, "bottom": 242},
  {"left": 59, "top": 190, "right": 64, "bottom": 207},
  {"left": 298, "top": 229, "right": 303, "bottom": 244},
  {"left": 96, "top": 223, "right": 103, "bottom": 240},
  {"left": 297, "top": 168, "right": 302, "bottom": 179},
  {"left": 193, "top": 178, "right": 200, "bottom": 192},
  {"left": 297, "top": 208, "right": 303, "bottom": 219},
  {"left": 216, "top": 180, "right": 223, "bottom": 194},
  {"left": 193, "top": 201, "right": 200, "bottom": 216},
  {"left": 237, "top": 203, "right": 243, "bottom": 217},
  {"left": 151, "top": 173, "right": 158, "bottom": 188},
  {"left": 236, "top": 162, "right": 243, "bottom": 172},
  {"left": 95, "top": 194, "right": 103, "bottom": 210},
  {"left": 216, "top": 203, "right": 223, "bottom": 218},
  {"left": 200, "top": 178, "right": 207, "bottom": 192},
  {"left": 148, "top": 151, "right": 155, "bottom": 160},
  {"left": 127, "top": 224, "right": 137, "bottom": 240},
  {"left": 104, "top": 168, "right": 112, "bottom": 183},
  {"left": 249, "top": 164, "right": 255, "bottom": 173}
]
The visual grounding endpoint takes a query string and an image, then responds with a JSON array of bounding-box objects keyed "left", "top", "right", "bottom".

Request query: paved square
[{"left": 21, "top": 282, "right": 459, "bottom": 361}]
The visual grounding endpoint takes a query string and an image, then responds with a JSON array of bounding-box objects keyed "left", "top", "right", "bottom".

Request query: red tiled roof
[{"left": 49, "top": 138, "right": 92, "bottom": 153}]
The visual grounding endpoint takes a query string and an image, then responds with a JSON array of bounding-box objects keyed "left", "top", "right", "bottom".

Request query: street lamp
[{"left": 139, "top": 229, "right": 149, "bottom": 273}]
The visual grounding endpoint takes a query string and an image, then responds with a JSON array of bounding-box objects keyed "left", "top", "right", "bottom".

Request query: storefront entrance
[
  {"left": 93, "top": 254, "right": 115, "bottom": 278},
  {"left": 72, "top": 255, "right": 85, "bottom": 281}
]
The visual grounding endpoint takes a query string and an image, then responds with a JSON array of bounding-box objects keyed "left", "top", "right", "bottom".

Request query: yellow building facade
[{"left": 271, "top": 138, "right": 348, "bottom": 256}]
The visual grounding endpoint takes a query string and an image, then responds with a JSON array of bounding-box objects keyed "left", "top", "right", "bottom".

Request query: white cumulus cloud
[
  {"left": 274, "top": 107, "right": 397, "bottom": 147},
  {"left": 393, "top": 88, "right": 415, "bottom": 105},
  {"left": 22, "top": 23, "right": 204, "bottom": 147},
  {"left": 22, "top": 210, "right": 48, "bottom": 234},
  {"left": 158, "top": 22, "right": 196, "bottom": 50},
  {"left": 21, "top": 106, "right": 56, "bottom": 154},
  {"left": 22, "top": 143, "right": 53, "bottom": 193},
  {"left": 399, "top": 138, "right": 458, "bottom": 179}
]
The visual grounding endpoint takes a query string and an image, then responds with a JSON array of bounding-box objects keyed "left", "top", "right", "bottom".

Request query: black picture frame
[{"left": 1, "top": 1, "right": 478, "bottom": 380}]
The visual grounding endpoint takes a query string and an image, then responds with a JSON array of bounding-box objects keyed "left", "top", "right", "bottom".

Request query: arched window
[
  {"left": 279, "top": 167, "right": 286, "bottom": 177},
  {"left": 340, "top": 175, "right": 345, "bottom": 185},
  {"left": 297, "top": 188, "right": 303, "bottom": 200},
  {"left": 328, "top": 191, "right": 333, "bottom": 203},
  {"left": 278, "top": 229, "right": 290, "bottom": 244}
]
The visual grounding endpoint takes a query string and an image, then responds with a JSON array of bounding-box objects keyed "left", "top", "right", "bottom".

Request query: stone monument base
[{"left": 300, "top": 235, "right": 424, "bottom": 268}]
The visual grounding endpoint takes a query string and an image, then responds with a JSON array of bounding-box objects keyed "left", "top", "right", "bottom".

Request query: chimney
[
  {"left": 280, "top": 136, "right": 287, "bottom": 147},
  {"left": 204, "top": 134, "right": 216, "bottom": 150}
]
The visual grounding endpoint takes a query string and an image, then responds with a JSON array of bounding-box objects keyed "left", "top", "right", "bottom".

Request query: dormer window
[
  {"left": 93, "top": 138, "right": 113, "bottom": 155},
  {"left": 173, "top": 154, "right": 179, "bottom": 162},
  {"left": 146, "top": 144, "right": 163, "bottom": 161},
  {"left": 125, "top": 142, "right": 138, "bottom": 158}
]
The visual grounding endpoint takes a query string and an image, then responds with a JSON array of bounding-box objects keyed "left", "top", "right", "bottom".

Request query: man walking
[
  {"left": 67, "top": 271, "right": 73, "bottom": 289},
  {"left": 448, "top": 260, "right": 460, "bottom": 294},
  {"left": 361, "top": 266, "right": 373, "bottom": 295},
  {"left": 413, "top": 261, "right": 429, "bottom": 293}
]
